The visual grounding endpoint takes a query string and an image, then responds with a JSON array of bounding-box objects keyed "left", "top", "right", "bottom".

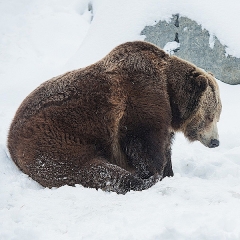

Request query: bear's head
[
  {"left": 167, "top": 56, "right": 222, "bottom": 148},
  {"left": 182, "top": 72, "right": 222, "bottom": 148}
]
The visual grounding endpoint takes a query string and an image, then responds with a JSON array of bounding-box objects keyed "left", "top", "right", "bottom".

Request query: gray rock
[{"left": 141, "top": 15, "right": 240, "bottom": 85}]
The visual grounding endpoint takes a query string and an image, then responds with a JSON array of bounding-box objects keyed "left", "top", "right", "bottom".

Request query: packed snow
[{"left": 1, "top": 0, "right": 240, "bottom": 239}]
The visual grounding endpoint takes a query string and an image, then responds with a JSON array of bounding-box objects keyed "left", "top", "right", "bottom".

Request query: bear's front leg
[
  {"left": 122, "top": 128, "right": 174, "bottom": 180},
  {"left": 162, "top": 132, "right": 174, "bottom": 178}
]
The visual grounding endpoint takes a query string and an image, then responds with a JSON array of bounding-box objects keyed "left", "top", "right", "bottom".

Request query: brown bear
[{"left": 8, "top": 41, "right": 222, "bottom": 194}]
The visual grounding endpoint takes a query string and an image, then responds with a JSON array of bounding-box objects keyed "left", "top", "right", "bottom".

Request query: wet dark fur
[{"left": 8, "top": 41, "right": 216, "bottom": 194}]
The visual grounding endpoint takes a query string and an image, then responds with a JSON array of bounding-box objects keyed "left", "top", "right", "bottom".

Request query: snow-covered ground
[{"left": 1, "top": 0, "right": 240, "bottom": 239}]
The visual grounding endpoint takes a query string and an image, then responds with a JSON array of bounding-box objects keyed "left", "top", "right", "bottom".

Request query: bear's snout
[{"left": 209, "top": 139, "right": 219, "bottom": 148}]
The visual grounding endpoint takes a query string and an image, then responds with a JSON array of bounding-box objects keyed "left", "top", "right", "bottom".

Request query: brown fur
[{"left": 8, "top": 41, "right": 222, "bottom": 194}]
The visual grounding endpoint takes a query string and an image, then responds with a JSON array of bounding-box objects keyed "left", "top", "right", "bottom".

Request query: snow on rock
[
  {"left": 1, "top": 0, "right": 240, "bottom": 239},
  {"left": 163, "top": 41, "right": 180, "bottom": 55}
]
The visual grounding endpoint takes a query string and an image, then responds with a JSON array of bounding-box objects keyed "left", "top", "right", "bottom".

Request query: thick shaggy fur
[{"left": 8, "top": 41, "right": 222, "bottom": 194}]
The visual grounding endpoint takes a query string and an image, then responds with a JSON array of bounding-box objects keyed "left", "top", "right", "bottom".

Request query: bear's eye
[
  {"left": 207, "top": 116, "right": 213, "bottom": 122},
  {"left": 198, "top": 122, "right": 205, "bottom": 129}
]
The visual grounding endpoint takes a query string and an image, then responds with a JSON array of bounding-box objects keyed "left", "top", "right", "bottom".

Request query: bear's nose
[{"left": 210, "top": 139, "right": 219, "bottom": 148}]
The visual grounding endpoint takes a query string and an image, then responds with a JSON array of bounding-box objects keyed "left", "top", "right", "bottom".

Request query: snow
[
  {"left": 163, "top": 41, "right": 180, "bottom": 55},
  {"left": 1, "top": 0, "right": 240, "bottom": 239}
]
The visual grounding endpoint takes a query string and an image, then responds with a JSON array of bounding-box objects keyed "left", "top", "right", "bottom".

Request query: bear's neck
[
  {"left": 166, "top": 57, "right": 200, "bottom": 131},
  {"left": 167, "top": 80, "right": 188, "bottom": 131}
]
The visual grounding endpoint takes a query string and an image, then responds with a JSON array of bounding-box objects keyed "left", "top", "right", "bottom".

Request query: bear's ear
[
  {"left": 195, "top": 75, "right": 208, "bottom": 92},
  {"left": 208, "top": 72, "right": 214, "bottom": 76}
]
